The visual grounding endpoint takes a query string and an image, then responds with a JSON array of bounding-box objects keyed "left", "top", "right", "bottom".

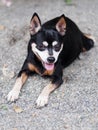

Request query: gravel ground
[{"left": 0, "top": 0, "right": 98, "bottom": 130}]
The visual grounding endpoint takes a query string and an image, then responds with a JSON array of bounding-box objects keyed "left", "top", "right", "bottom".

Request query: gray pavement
[{"left": 0, "top": 0, "right": 98, "bottom": 130}]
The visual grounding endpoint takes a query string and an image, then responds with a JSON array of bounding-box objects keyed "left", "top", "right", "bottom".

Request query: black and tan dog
[{"left": 7, "top": 13, "right": 94, "bottom": 107}]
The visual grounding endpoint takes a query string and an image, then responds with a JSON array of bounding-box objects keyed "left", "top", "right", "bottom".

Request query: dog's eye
[
  {"left": 53, "top": 44, "right": 61, "bottom": 51},
  {"left": 37, "top": 44, "right": 46, "bottom": 51}
]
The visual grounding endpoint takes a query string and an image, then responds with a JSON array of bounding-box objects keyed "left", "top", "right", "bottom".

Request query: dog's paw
[
  {"left": 36, "top": 95, "right": 48, "bottom": 108},
  {"left": 7, "top": 90, "right": 20, "bottom": 102}
]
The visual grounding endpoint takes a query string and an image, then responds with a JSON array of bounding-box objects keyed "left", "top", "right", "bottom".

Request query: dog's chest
[{"left": 28, "top": 63, "right": 54, "bottom": 76}]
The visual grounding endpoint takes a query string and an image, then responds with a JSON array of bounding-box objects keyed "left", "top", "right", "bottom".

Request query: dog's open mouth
[
  {"left": 35, "top": 52, "right": 55, "bottom": 70},
  {"left": 43, "top": 62, "right": 54, "bottom": 71}
]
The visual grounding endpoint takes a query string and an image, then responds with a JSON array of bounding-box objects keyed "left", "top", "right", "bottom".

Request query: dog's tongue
[{"left": 44, "top": 63, "right": 54, "bottom": 70}]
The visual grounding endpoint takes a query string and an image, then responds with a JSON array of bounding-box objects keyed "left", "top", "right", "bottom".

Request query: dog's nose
[{"left": 47, "top": 57, "right": 55, "bottom": 63}]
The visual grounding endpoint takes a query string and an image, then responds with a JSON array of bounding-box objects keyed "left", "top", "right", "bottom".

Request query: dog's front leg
[
  {"left": 7, "top": 60, "right": 31, "bottom": 102},
  {"left": 7, "top": 72, "right": 28, "bottom": 102},
  {"left": 36, "top": 65, "right": 63, "bottom": 108}
]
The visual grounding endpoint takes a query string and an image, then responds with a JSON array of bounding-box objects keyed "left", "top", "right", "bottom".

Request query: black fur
[{"left": 18, "top": 13, "right": 94, "bottom": 88}]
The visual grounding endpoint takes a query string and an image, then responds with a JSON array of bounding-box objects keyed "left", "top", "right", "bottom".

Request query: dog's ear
[
  {"left": 56, "top": 15, "right": 66, "bottom": 36},
  {"left": 30, "top": 13, "right": 41, "bottom": 35}
]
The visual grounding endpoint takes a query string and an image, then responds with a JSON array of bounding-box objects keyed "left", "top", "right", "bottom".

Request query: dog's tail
[{"left": 82, "top": 33, "right": 95, "bottom": 52}]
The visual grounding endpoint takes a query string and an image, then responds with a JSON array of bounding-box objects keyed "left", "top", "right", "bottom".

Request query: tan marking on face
[
  {"left": 52, "top": 41, "right": 58, "bottom": 46},
  {"left": 43, "top": 41, "right": 48, "bottom": 47},
  {"left": 31, "top": 43, "right": 48, "bottom": 63}
]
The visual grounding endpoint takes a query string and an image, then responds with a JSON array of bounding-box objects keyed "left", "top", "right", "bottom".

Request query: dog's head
[{"left": 30, "top": 13, "right": 66, "bottom": 70}]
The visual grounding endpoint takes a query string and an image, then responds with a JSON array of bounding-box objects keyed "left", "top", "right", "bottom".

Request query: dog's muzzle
[{"left": 42, "top": 57, "right": 55, "bottom": 71}]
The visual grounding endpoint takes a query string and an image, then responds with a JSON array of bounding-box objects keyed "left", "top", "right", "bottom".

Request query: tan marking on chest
[
  {"left": 28, "top": 63, "right": 40, "bottom": 74},
  {"left": 43, "top": 69, "right": 54, "bottom": 76},
  {"left": 28, "top": 63, "right": 54, "bottom": 76}
]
